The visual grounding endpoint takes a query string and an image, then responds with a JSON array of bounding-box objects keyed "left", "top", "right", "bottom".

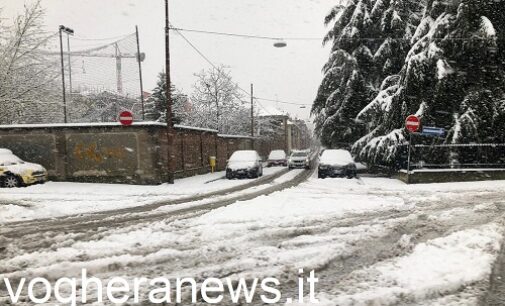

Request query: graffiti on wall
[
  {"left": 73, "top": 143, "right": 127, "bottom": 163},
  {"left": 67, "top": 133, "right": 138, "bottom": 174}
]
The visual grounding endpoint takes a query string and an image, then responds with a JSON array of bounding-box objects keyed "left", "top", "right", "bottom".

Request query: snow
[
  {"left": 0, "top": 153, "right": 46, "bottom": 176},
  {"left": 480, "top": 16, "right": 496, "bottom": 37},
  {"left": 0, "top": 167, "right": 284, "bottom": 223},
  {"left": 218, "top": 134, "right": 253, "bottom": 139},
  {"left": 2, "top": 175, "right": 505, "bottom": 305},
  {"left": 437, "top": 59, "right": 454, "bottom": 79},
  {"left": 226, "top": 150, "right": 261, "bottom": 170},
  {"left": 0, "top": 122, "right": 219, "bottom": 133},
  {"left": 316, "top": 224, "right": 502, "bottom": 306},
  {"left": 319, "top": 149, "right": 354, "bottom": 166},
  {"left": 402, "top": 168, "right": 505, "bottom": 173},
  {"left": 0, "top": 153, "right": 23, "bottom": 164},
  {"left": 268, "top": 150, "right": 286, "bottom": 160}
]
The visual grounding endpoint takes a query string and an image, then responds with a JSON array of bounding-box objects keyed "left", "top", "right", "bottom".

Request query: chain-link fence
[{"left": 19, "top": 30, "right": 146, "bottom": 124}]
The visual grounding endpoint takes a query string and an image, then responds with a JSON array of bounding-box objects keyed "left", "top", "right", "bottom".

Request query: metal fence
[
  {"left": 408, "top": 143, "right": 505, "bottom": 170},
  {"left": 34, "top": 29, "right": 145, "bottom": 124},
  {"left": 368, "top": 143, "right": 505, "bottom": 175}
]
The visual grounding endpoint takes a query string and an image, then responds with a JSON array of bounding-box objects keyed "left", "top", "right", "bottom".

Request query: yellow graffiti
[{"left": 73, "top": 143, "right": 126, "bottom": 163}]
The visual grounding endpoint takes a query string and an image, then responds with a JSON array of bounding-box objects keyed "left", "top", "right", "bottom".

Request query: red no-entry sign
[
  {"left": 405, "top": 115, "right": 420, "bottom": 133},
  {"left": 119, "top": 111, "right": 134, "bottom": 126}
]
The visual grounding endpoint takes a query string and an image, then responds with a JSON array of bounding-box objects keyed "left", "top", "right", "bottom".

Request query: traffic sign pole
[
  {"left": 405, "top": 115, "right": 420, "bottom": 183},
  {"left": 407, "top": 133, "right": 412, "bottom": 182}
]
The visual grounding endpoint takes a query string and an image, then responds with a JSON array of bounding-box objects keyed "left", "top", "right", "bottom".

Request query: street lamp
[
  {"left": 273, "top": 40, "right": 287, "bottom": 48},
  {"left": 59, "top": 25, "right": 74, "bottom": 123}
]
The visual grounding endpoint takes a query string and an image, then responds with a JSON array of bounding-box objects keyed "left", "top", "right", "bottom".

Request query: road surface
[{"left": 1, "top": 170, "right": 505, "bottom": 305}]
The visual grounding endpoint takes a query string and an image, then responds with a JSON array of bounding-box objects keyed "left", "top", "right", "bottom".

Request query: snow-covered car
[
  {"left": 266, "top": 150, "right": 287, "bottom": 167},
  {"left": 0, "top": 149, "right": 48, "bottom": 188},
  {"left": 288, "top": 150, "right": 311, "bottom": 169},
  {"left": 318, "top": 149, "right": 357, "bottom": 179},
  {"left": 226, "top": 150, "right": 263, "bottom": 179}
]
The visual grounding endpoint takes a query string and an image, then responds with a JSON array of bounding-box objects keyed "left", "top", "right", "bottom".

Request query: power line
[
  {"left": 169, "top": 26, "right": 322, "bottom": 41},
  {"left": 72, "top": 33, "right": 134, "bottom": 41},
  {"left": 171, "top": 25, "right": 312, "bottom": 108},
  {"left": 169, "top": 26, "right": 498, "bottom": 42},
  {"left": 255, "top": 97, "right": 311, "bottom": 106}
]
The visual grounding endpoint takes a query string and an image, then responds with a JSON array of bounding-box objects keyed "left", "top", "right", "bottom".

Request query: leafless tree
[
  {"left": 0, "top": 0, "right": 61, "bottom": 124},
  {"left": 186, "top": 65, "right": 249, "bottom": 134}
]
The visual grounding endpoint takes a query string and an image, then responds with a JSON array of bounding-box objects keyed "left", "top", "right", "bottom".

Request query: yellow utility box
[{"left": 209, "top": 156, "right": 216, "bottom": 173}]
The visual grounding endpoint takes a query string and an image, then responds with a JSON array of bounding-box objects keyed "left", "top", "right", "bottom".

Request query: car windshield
[
  {"left": 0, "top": 154, "right": 24, "bottom": 166},
  {"left": 229, "top": 151, "right": 257, "bottom": 162},
  {"left": 291, "top": 152, "right": 308, "bottom": 157},
  {"left": 268, "top": 150, "right": 286, "bottom": 160}
]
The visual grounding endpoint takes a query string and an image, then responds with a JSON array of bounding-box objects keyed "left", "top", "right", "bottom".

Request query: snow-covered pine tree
[
  {"left": 144, "top": 72, "right": 186, "bottom": 124},
  {"left": 353, "top": 0, "right": 505, "bottom": 167},
  {"left": 313, "top": 0, "right": 387, "bottom": 148}
]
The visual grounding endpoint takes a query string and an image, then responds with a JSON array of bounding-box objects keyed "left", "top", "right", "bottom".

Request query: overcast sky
[{"left": 4, "top": 0, "right": 335, "bottom": 120}]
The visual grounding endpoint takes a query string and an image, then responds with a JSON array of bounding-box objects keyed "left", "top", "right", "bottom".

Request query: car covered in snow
[
  {"left": 0, "top": 149, "right": 48, "bottom": 188},
  {"left": 226, "top": 150, "right": 263, "bottom": 179},
  {"left": 266, "top": 150, "right": 287, "bottom": 167},
  {"left": 318, "top": 149, "right": 357, "bottom": 179},
  {"left": 288, "top": 150, "right": 311, "bottom": 169}
]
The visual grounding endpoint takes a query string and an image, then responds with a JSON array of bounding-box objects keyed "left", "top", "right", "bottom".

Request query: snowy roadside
[{"left": 0, "top": 167, "right": 285, "bottom": 223}]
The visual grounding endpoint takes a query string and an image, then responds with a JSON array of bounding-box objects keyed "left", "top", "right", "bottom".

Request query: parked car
[
  {"left": 226, "top": 150, "right": 263, "bottom": 179},
  {"left": 318, "top": 149, "right": 357, "bottom": 179},
  {"left": 267, "top": 150, "right": 287, "bottom": 167},
  {"left": 288, "top": 150, "right": 311, "bottom": 169},
  {"left": 0, "top": 149, "right": 48, "bottom": 187}
]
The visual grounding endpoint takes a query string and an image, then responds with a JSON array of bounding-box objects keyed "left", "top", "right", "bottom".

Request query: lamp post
[
  {"left": 251, "top": 84, "right": 254, "bottom": 137},
  {"left": 59, "top": 25, "right": 74, "bottom": 123},
  {"left": 165, "top": 0, "right": 175, "bottom": 184}
]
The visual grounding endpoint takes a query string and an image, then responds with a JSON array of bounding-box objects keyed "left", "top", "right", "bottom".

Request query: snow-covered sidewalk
[{"left": 0, "top": 167, "right": 285, "bottom": 223}]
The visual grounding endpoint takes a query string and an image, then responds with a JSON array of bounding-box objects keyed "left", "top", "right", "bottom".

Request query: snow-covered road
[
  {"left": 0, "top": 167, "right": 286, "bottom": 223},
  {"left": 1, "top": 175, "right": 505, "bottom": 305}
]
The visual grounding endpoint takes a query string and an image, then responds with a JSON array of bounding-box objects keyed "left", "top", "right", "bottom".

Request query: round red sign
[
  {"left": 119, "top": 111, "right": 134, "bottom": 126},
  {"left": 405, "top": 115, "right": 420, "bottom": 133}
]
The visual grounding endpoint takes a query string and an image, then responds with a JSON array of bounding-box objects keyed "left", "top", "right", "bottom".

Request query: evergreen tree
[
  {"left": 144, "top": 72, "right": 186, "bottom": 124},
  {"left": 349, "top": 0, "right": 505, "bottom": 166},
  {"left": 312, "top": 0, "right": 423, "bottom": 148}
]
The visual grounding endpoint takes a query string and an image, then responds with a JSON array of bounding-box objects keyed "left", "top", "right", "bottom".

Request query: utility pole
[
  {"left": 165, "top": 0, "right": 175, "bottom": 184},
  {"left": 250, "top": 84, "right": 254, "bottom": 137},
  {"left": 135, "top": 25, "right": 145, "bottom": 120},
  {"left": 58, "top": 26, "right": 67, "bottom": 123},
  {"left": 59, "top": 25, "right": 73, "bottom": 123},
  {"left": 66, "top": 33, "right": 72, "bottom": 101}
]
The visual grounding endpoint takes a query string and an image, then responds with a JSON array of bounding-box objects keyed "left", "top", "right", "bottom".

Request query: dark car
[
  {"left": 318, "top": 149, "right": 357, "bottom": 179},
  {"left": 226, "top": 150, "right": 263, "bottom": 179}
]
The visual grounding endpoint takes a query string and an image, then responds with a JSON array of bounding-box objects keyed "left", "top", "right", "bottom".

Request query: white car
[
  {"left": 288, "top": 150, "right": 311, "bottom": 169},
  {"left": 0, "top": 149, "right": 48, "bottom": 187},
  {"left": 226, "top": 150, "right": 263, "bottom": 179},
  {"left": 318, "top": 149, "right": 357, "bottom": 179}
]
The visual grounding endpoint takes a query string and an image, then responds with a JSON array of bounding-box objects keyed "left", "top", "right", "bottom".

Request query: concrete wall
[
  {"left": 0, "top": 123, "right": 255, "bottom": 185},
  {"left": 397, "top": 169, "right": 505, "bottom": 184}
]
